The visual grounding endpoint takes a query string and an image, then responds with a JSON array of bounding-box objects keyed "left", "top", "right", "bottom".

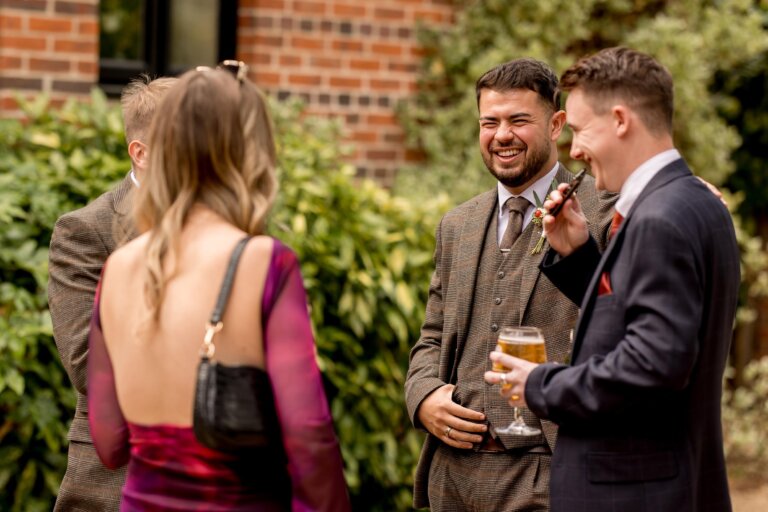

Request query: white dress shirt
[
  {"left": 496, "top": 162, "right": 559, "bottom": 243},
  {"left": 614, "top": 149, "right": 682, "bottom": 217}
]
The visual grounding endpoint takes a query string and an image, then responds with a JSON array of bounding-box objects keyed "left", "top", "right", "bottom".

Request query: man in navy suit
[{"left": 485, "top": 47, "right": 740, "bottom": 512}]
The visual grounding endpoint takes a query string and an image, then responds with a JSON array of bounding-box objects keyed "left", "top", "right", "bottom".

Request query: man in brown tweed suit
[
  {"left": 48, "top": 75, "right": 176, "bottom": 511},
  {"left": 404, "top": 59, "right": 615, "bottom": 511}
]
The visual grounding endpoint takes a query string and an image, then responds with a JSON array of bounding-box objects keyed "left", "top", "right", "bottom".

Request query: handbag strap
[{"left": 201, "top": 235, "right": 253, "bottom": 358}]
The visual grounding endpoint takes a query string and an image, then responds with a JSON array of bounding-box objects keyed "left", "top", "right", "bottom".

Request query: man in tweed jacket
[
  {"left": 404, "top": 59, "right": 615, "bottom": 510},
  {"left": 48, "top": 75, "right": 176, "bottom": 511}
]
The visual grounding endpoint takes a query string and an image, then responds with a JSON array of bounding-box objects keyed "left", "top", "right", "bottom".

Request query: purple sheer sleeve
[
  {"left": 263, "top": 240, "right": 351, "bottom": 512},
  {"left": 87, "top": 273, "right": 130, "bottom": 470}
]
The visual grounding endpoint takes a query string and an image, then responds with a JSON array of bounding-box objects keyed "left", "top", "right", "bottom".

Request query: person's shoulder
[
  {"left": 244, "top": 234, "right": 278, "bottom": 260},
  {"left": 54, "top": 179, "right": 127, "bottom": 229},
  {"left": 443, "top": 188, "right": 496, "bottom": 221},
  {"left": 651, "top": 172, "right": 729, "bottom": 224},
  {"left": 579, "top": 173, "right": 617, "bottom": 209},
  {"left": 50, "top": 189, "right": 121, "bottom": 252},
  {"left": 105, "top": 231, "right": 148, "bottom": 271},
  {"left": 257, "top": 236, "right": 298, "bottom": 269}
]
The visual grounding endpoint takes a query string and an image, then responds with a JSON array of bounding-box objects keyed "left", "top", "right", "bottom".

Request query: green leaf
[
  {"left": 532, "top": 189, "right": 543, "bottom": 208},
  {"left": 29, "top": 132, "right": 60, "bottom": 149},
  {"left": 395, "top": 282, "right": 414, "bottom": 315},
  {"left": 0, "top": 469, "right": 12, "bottom": 493},
  {"left": 5, "top": 369, "right": 24, "bottom": 396},
  {"left": 13, "top": 461, "right": 37, "bottom": 509},
  {"left": 389, "top": 247, "right": 406, "bottom": 277}
]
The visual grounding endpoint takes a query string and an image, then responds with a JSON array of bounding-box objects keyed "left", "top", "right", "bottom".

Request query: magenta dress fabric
[{"left": 88, "top": 239, "right": 351, "bottom": 511}]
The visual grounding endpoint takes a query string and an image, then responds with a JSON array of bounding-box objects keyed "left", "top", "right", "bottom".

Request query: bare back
[{"left": 99, "top": 209, "right": 273, "bottom": 426}]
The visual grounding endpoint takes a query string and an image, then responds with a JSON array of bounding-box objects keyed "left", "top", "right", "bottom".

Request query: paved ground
[{"left": 731, "top": 479, "right": 768, "bottom": 511}]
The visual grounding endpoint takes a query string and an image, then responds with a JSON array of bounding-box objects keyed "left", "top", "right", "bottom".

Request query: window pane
[
  {"left": 100, "top": 0, "right": 144, "bottom": 61},
  {"left": 169, "top": 0, "right": 219, "bottom": 69}
]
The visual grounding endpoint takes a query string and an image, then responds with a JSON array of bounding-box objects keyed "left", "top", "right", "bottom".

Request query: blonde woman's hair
[
  {"left": 120, "top": 74, "right": 178, "bottom": 144},
  {"left": 132, "top": 68, "right": 278, "bottom": 321}
]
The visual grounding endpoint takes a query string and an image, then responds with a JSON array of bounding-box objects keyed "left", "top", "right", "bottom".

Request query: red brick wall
[
  {"left": 0, "top": 0, "right": 453, "bottom": 185},
  {"left": 238, "top": 0, "right": 455, "bottom": 186},
  {"left": 0, "top": 0, "right": 98, "bottom": 115}
]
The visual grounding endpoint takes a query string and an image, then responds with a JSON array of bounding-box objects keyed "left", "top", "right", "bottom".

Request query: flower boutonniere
[{"left": 530, "top": 179, "right": 559, "bottom": 255}]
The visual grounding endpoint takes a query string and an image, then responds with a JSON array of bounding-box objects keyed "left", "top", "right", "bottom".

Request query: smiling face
[
  {"left": 565, "top": 88, "right": 625, "bottom": 192},
  {"left": 478, "top": 88, "right": 564, "bottom": 194}
]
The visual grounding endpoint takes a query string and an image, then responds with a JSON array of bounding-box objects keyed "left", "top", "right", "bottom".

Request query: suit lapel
[
  {"left": 454, "top": 190, "right": 497, "bottom": 361},
  {"left": 570, "top": 160, "right": 692, "bottom": 361},
  {"left": 520, "top": 164, "right": 573, "bottom": 317}
]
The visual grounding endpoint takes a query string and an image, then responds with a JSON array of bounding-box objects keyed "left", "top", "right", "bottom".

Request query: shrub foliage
[
  {"left": 0, "top": 91, "right": 127, "bottom": 512},
  {"left": 397, "top": 0, "right": 768, "bottom": 200}
]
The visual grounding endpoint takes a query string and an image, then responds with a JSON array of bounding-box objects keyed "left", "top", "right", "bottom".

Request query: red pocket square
[{"left": 598, "top": 271, "right": 613, "bottom": 296}]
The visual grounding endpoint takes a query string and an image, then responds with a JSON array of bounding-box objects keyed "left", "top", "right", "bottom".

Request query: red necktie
[
  {"left": 608, "top": 212, "right": 624, "bottom": 240},
  {"left": 598, "top": 212, "right": 624, "bottom": 296}
]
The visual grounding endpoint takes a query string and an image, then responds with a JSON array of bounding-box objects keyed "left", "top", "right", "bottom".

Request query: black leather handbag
[{"left": 193, "top": 236, "right": 283, "bottom": 453}]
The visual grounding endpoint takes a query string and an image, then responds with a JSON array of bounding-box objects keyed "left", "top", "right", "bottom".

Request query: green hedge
[
  {"left": 0, "top": 91, "right": 127, "bottom": 512},
  {"left": 0, "top": 91, "right": 449, "bottom": 511}
]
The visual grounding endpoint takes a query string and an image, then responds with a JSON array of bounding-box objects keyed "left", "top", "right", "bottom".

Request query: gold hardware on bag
[{"left": 200, "top": 321, "right": 224, "bottom": 358}]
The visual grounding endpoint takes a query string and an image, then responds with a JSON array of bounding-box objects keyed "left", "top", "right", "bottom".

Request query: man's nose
[
  {"left": 495, "top": 124, "right": 515, "bottom": 143},
  {"left": 570, "top": 143, "right": 583, "bottom": 160}
]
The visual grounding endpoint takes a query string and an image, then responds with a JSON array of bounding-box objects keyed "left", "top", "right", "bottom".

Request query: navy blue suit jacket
[{"left": 530, "top": 159, "right": 740, "bottom": 512}]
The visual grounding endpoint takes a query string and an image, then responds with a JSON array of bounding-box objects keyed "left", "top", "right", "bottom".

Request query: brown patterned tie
[{"left": 500, "top": 196, "right": 531, "bottom": 253}]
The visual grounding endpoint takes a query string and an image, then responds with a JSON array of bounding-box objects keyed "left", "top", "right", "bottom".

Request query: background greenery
[{"left": 0, "top": 92, "right": 127, "bottom": 512}]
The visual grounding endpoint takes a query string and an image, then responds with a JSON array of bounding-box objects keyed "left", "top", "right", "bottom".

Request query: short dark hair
[
  {"left": 559, "top": 47, "right": 674, "bottom": 134},
  {"left": 475, "top": 58, "right": 560, "bottom": 112}
]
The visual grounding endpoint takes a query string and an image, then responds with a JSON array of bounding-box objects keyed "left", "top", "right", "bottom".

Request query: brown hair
[
  {"left": 133, "top": 68, "right": 278, "bottom": 321},
  {"left": 559, "top": 47, "right": 674, "bottom": 134},
  {"left": 120, "top": 74, "right": 178, "bottom": 143},
  {"left": 475, "top": 58, "right": 561, "bottom": 113}
]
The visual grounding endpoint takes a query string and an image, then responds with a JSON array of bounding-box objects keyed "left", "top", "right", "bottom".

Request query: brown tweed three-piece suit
[
  {"left": 405, "top": 165, "right": 616, "bottom": 511},
  {"left": 48, "top": 176, "right": 134, "bottom": 511}
]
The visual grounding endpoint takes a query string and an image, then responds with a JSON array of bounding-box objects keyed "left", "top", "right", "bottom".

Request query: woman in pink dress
[{"left": 87, "top": 63, "right": 350, "bottom": 511}]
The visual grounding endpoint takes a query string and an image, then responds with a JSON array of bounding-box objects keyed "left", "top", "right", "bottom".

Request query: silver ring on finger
[
  {"left": 499, "top": 373, "right": 508, "bottom": 385},
  {"left": 444, "top": 426, "right": 453, "bottom": 439}
]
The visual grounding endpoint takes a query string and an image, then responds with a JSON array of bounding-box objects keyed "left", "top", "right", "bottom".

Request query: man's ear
[
  {"left": 612, "top": 105, "right": 630, "bottom": 138},
  {"left": 128, "top": 140, "right": 148, "bottom": 171},
  {"left": 550, "top": 109, "right": 567, "bottom": 141}
]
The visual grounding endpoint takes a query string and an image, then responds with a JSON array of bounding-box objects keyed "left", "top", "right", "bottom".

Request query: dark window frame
[{"left": 99, "top": 0, "right": 238, "bottom": 96}]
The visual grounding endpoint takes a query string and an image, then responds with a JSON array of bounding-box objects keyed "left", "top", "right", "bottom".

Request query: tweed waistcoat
[{"left": 453, "top": 206, "right": 547, "bottom": 450}]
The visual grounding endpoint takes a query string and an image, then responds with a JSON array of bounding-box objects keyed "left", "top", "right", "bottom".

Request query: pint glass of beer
[{"left": 492, "top": 326, "right": 546, "bottom": 436}]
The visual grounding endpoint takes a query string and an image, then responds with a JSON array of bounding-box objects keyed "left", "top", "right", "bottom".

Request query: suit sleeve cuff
[
  {"left": 525, "top": 363, "right": 561, "bottom": 421},
  {"left": 408, "top": 378, "right": 446, "bottom": 431}
]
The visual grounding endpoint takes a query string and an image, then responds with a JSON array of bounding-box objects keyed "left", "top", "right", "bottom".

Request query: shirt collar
[
  {"left": 130, "top": 169, "right": 140, "bottom": 188},
  {"left": 497, "top": 161, "right": 560, "bottom": 212},
  {"left": 615, "top": 149, "right": 681, "bottom": 217}
]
